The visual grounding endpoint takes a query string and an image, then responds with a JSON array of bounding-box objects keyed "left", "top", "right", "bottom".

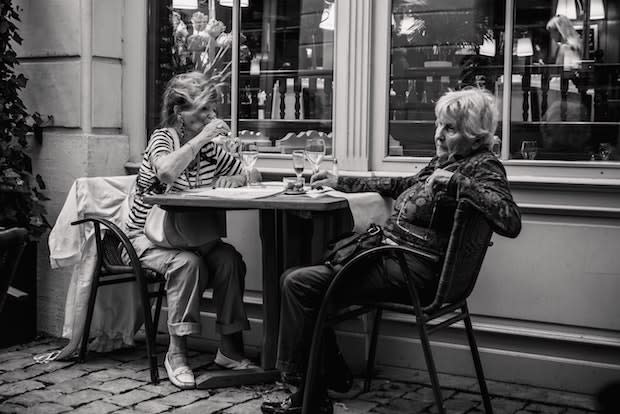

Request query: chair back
[
  {"left": 0, "top": 228, "right": 28, "bottom": 312},
  {"left": 424, "top": 200, "right": 493, "bottom": 313}
]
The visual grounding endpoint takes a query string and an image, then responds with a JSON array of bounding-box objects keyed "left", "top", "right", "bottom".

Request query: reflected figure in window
[
  {"left": 261, "top": 88, "right": 521, "bottom": 414},
  {"left": 125, "top": 72, "right": 260, "bottom": 390},
  {"left": 540, "top": 100, "right": 592, "bottom": 158},
  {"left": 546, "top": 15, "right": 582, "bottom": 71}
]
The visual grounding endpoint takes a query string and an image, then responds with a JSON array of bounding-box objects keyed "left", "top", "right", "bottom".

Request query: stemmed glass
[
  {"left": 292, "top": 150, "right": 305, "bottom": 185},
  {"left": 304, "top": 138, "right": 326, "bottom": 175},
  {"left": 599, "top": 143, "right": 611, "bottom": 161},
  {"left": 520, "top": 140, "right": 538, "bottom": 160},
  {"left": 239, "top": 142, "right": 258, "bottom": 186}
]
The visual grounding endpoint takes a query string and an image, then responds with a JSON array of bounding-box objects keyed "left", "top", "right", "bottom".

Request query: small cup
[{"left": 283, "top": 177, "right": 305, "bottom": 193}]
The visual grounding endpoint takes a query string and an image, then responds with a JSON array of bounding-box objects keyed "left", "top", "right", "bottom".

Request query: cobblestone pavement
[{"left": 0, "top": 336, "right": 600, "bottom": 413}]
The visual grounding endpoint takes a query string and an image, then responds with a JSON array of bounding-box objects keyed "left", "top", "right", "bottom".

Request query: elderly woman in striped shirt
[{"left": 125, "top": 72, "right": 257, "bottom": 389}]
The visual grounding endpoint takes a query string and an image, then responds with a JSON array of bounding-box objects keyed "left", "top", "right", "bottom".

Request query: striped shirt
[{"left": 126, "top": 128, "right": 243, "bottom": 232}]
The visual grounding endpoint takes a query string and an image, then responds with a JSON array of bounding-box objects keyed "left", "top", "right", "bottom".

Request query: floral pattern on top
[{"left": 335, "top": 148, "right": 521, "bottom": 257}]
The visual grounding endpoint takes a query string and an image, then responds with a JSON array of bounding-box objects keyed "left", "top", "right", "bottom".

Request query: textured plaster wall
[{"left": 15, "top": 0, "right": 128, "bottom": 336}]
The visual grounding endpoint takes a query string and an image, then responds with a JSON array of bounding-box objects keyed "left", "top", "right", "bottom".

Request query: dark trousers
[{"left": 276, "top": 253, "right": 438, "bottom": 376}]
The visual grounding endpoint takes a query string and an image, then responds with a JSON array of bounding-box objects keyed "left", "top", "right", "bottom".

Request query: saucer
[{"left": 283, "top": 189, "right": 307, "bottom": 195}]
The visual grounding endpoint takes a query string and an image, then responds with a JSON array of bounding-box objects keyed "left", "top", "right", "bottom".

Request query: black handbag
[{"left": 323, "top": 224, "right": 385, "bottom": 271}]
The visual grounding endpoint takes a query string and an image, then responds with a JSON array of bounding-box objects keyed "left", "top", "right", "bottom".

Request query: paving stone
[
  {"left": 334, "top": 399, "right": 378, "bottom": 413},
  {"left": 358, "top": 389, "right": 408, "bottom": 405},
  {"left": 70, "top": 400, "right": 120, "bottom": 414},
  {"left": 221, "top": 397, "right": 265, "bottom": 413},
  {"left": 0, "top": 403, "right": 25, "bottom": 413},
  {"left": 402, "top": 386, "right": 456, "bottom": 403},
  {"left": 87, "top": 368, "right": 141, "bottom": 382},
  {"left": 187, "top": 353, "right": 216, "bottom": 370},
  {"left": 209, "top": 387, "right": 258, "bottom": 403},
  {"left": 491, "top": 397, "right": 527, "bottom": 413},
  {"left": 139, "top": 382, "right": 179, "bottom": 396},
  {"left": 0, "top": 352, "right": 31, "bottom": 364},
  {"left": 34, "top": 367, "right": 89, "bottom": 384},
  {"left": 5, "top": 389, "right": 63, "bottom": 406},
  {"left": 47, "top": 376, "right": 103, "bottom": 393},
  {"left": 118, "top": 359, "right": 150, "bottom": 371},
  {"left": 103, "top": 389, "right": 158, "bottom": 407},
  {"left": 91, "top": 378, "right": 144, "bottom": 394},
  {"left": 173, "top": 399, "right": 233, "bottom": 413},
  {"left": 134, "top": 399, "right": 171, "bottom": 413},
  {"left": 0, "top": 357, "right": 38, "bottom": 372},
  {"left": 563, "top": 409, "right": 592, "bottom": 414},
  {"left": 77, "top": 358, "right": 123, "bottom": 372},
  {"left": 0, "top": 369, "right": 42, "bottom": 383},
  {"left": 56, "top": 389, "right": 112, "bottom": 407},
  {"left": 540, "top": 391, "right": 597, "bottom": 411},
  {"left": 523, "top": 402, "right": 566, "bottom": 413},
  {"left": 24, "top": 402, "right": 72, "bottom": 414},
  {"left": 0, "top": 380, "right": 44, "bottom": 397},
  {"left": 159, "top": 390, "right": 208, "bottom": 407},
  {"left": 371, "top": 397, "right": 433, "bottom": 413},
  {"left": 427, "top": 395, "right": 480, "bottom": 413},
  {"left": 107, "top": 348, "right": 146, "bottom": 362}
]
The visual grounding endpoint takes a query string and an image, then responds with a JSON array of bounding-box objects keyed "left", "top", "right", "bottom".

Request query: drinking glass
[
  {"left": 239, "top": 143, "right": 259, "bottom": 186},
  {"left": 304, "top": 138, "right": 326, "bottom": 175},
  {"left": 520, "top": 140, "right": 538, "bottom": 160},
  {"left": 599, "top": 143, "right": 611, "bottom": 161},
  {"left": 292, "top": 150, "right": 305, "bottom": 184}
]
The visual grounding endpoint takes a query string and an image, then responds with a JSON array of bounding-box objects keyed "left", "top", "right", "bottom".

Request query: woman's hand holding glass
[
  {"left": 310, "top": 170, "right": 337, "bottom": 189},
  {"left": 197, "top": 118, "right": 231, "bottom": 143}
]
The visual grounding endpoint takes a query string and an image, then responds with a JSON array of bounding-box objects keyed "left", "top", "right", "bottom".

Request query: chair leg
[
  {"left": 152, "top": 282, "right": 165, "bottom": 344},
  {"left": 137, "top": 277, "right": 159, "bottom": 384},
  {"left": 302, "top": 319, "right": 328, "bottom": 414},
  {"left": 364, "top": 308, "right": 383, "bottom": 392},
  {"left": 417, "top": 322, "right": 445, "bottom": 414},
  {"left": 79, "top": 275, "right": 100, "bottom": 362},
  {"left": 462, "top": 304, "right": 493, "bottom": 414}
]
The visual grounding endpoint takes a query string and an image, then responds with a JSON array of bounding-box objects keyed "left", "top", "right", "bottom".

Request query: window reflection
[
  {"left": 509, "top": 0, "right": 620, "bottom": 161},
  {"left": 148, "top": 0, "right": 335, "bottom": 155},
  {"left": 388, "top": 0, "right": 503, "bottom": 157}
]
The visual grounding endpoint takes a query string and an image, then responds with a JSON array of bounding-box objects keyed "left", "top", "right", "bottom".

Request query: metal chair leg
[
  {"left": 364, "top": 308, "right": 383, "bottom": 392},
  {"left": 302, "top": 319, "right": 327, "bottom": 414},
  {"left": 417, "top": 322, "right": 445, "bottom": 414},
  {"left": 462, "top": 304, "right": 493, "bottom": 414},
  {"left": 152, "top": 282, "right": 165, "bottom": 344},
  {"left": 137, "top": 274, "right": 159, "bottom": 384},
  {"left": 79, "top": 275, "right": 100, "bottom": 362}
]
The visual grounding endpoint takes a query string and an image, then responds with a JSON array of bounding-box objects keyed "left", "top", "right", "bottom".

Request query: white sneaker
[{"left": 214, "top": 349, "right": 259, "bottom": 370}]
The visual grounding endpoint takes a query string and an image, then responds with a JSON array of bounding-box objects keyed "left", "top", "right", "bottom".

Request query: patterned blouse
[
  {"left": 335, "top": 148, "right": 521, "bottom": 259},
  {"left": 126, "top": 128, "right": 242, "bottom": 232}
]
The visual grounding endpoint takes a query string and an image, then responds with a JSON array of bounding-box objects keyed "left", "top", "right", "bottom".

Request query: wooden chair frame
[
  {"left": 302, "top": 200, "right": 495, "bottom": 414},
  {"left": 71, "top": 218, "right": 166, "bottom": 384}
]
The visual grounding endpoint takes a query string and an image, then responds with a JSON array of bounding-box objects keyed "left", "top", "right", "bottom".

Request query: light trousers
[{"left": 130, "top": 234, "right": 250, "bottom": 337}]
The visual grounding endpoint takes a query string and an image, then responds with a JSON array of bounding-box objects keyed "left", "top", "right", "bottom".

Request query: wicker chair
[
  {"left": 302, "top": 200, "right": 495, "bottom": 414},
  {"left": 71, "top": 218, "right": 166, "bottom": 384},
  {"left": 0, "top": 227, "right": 29, "bottom": 313}
]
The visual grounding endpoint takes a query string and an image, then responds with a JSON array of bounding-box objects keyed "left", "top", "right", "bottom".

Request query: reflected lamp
[
  {"left": 319, "top": 1, "right": 335, "bottom": 31},
  {"left": 555, "top": 0, "right": 578, "bottom": 19},
  {"left": 515, "top": 36, "right": 533, "bottom": 57}
]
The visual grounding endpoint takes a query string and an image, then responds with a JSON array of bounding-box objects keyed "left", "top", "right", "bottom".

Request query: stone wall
[{"left": 15, "top": 0, "right": 129, "bottom": 336}]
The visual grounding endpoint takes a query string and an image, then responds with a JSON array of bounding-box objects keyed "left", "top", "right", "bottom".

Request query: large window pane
[
  {"left": 388, "top": 0, "right": 504, "bottom": 157},
  {"left": 147, "top": 0, "right": 335, "bottom": 155},
  {"left": 508, "top": 0, "right": 620, "bottom": 161}
]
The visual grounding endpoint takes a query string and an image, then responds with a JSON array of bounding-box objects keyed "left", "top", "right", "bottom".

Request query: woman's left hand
[
  {"left": 424, "top": 169, "right": 454, "bottom": 194},
  {"left": 213, "top": 175, "right": 244, "bottom": 188}
]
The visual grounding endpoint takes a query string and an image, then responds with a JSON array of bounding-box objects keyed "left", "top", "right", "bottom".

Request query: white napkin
[{"left": 308, "top": 188, "right": 393, "bottom": 232}]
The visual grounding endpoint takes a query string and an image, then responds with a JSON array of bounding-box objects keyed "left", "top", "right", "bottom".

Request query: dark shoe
[
  {"left": 260, "top": 395, "right": 333, "bottom": 414},
  {"left": 326, "top": 350, "right": 353, "bottom": 393}
]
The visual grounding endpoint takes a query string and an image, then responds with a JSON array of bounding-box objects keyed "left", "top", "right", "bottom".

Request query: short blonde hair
[
  {"left": 434, "top": 87, "right": 499, "bottom": 150},
  {"left": 546, "top": 15, "right": 582, "bottom": 54},
  {"left": 160, "top": 71, "right": 218, "bottom": 127}
]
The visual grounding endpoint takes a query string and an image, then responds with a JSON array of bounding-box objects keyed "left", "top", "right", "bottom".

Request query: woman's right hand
[
  {"left": 310, "top": 170, "right": 337, "bottom": 189},
  {"left": 197, "top": 118, "right": 231, "bottom": 143}
]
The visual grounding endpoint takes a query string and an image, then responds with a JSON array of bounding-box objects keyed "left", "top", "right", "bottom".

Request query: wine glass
[
  {"left": 599, "top": 143, "right": 611, "bottom": 161},
  {"left": 520, "top": 140, "right": 538, "bottom": 160},
  {"left": 292, "top": 150, "right": 305, "bottom": 184},
  {"left": 239, "top": 142, "right": 258, "bottom": 186},
  {"left": 304, "top": 138, "right": 326, "bottom": 175}
]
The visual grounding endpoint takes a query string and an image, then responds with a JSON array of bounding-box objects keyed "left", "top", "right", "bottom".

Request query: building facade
[{"left": 17, "top": 0, "right": 620, "bottom": 394}]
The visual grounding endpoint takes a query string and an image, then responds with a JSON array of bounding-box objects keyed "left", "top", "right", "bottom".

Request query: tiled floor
[{"left": 0, "top": 336, "right": 601, "bottom": 413}]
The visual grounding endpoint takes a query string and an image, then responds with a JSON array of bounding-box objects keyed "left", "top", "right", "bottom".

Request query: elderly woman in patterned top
[
  {"left": 261, "top": 87, "right": 521, "bottom": 414},
  {"left": 125, "top": 72, "right": 258, "bottom": 390}
]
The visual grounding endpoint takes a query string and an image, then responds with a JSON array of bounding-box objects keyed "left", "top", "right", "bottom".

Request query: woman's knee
[
  {"left": 168, "top": 251, "right": 203, "bottom": 278},
  {"left": 207, "top": 242, "right": 246, "bottom": 277},
  {"left": 281, "top": 267, "right": 311, "bottom": 296}
]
